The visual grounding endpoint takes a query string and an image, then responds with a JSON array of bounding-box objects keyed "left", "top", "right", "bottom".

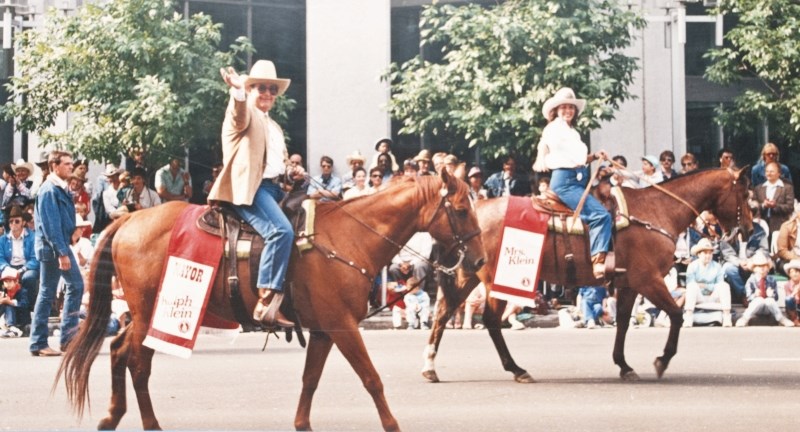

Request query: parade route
[{"left": 2, "top": 326, "right": 798, "bottom": 431}]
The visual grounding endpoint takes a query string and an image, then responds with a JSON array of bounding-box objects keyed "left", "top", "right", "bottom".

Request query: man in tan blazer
[
  {"left": 753, "top": 161, "right": 795, "bottom": 236},
  {"left": 208, "top": 60, "right": 303, "bottom": 328}
]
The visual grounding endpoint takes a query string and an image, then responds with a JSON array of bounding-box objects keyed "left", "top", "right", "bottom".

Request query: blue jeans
[
  {"left": 232, "top": 180, "right": 293, "bottom": 290},
  {"left": 579, "top": 286, "right": 606, "bottom": 323},
  {"left": 29, "top": 253, "right": 84, "bottom": 351},
  {"left": 550, "top": 168, "right": 612, "bottom": 256},
  {"left": 722, "top": 262, "right": 749, "bottom": 299}
]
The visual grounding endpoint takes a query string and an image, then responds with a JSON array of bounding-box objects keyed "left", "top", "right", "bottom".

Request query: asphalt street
[{"left": 1, "top": 326, "right": 798, "bottom": 431}]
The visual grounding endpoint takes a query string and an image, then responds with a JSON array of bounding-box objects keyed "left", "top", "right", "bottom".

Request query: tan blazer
[
  {"left": 753, "top": 181, "right": 795, "bottom": 234},
  {"left": 208, "top": 95, "right": 287, "bottom": 206}
]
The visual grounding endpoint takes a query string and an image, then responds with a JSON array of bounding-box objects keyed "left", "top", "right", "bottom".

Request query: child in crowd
[{"left": 736, "top": 252, "right": 794, "bottom": 327}]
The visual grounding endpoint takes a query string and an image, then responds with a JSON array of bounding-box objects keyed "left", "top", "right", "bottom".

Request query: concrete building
[{"left": 0, "top": 0, "right": 789, "bottom": 179}]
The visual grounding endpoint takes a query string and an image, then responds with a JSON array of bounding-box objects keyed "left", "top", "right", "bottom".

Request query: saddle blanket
[
  {"left": 143, "top": 205, "right": 237, "bottom": 359},
  {"left": 490, "top": 196, "right": 549, "bottom": 308}
]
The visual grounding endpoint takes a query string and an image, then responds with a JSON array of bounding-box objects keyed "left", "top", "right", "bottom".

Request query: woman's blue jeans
[
  {"left": 29, "top": 252, "right": 84, "bottom": 351},
  {"left": 232, "top": 180, "right": 293, "bottom": 291},
  {"left": 550, "top": 167, "right": 612, "bottom": 257}
]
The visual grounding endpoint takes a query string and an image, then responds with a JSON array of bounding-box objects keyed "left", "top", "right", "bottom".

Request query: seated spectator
[
  {"left": 112, "top": 167, "right": 161, "bottom": 219},
  {"left": 374, "top": 152, "right": 396, "bottom": 184},
  {"left": 0, "top": 205, "right": 39, "bottom": 334},
  {"left": 68, "top": 171, "right": 90, "bottom": 210},
  {"left": 202, "top": 163, "right": 223, "bottom": 201},
  {"left": 467, "top": 167, "right": 488, "bottom": 202},
  {"left": 484, "top": 156, "right": 530, "bottom": 197},
  {"left": 751, "top": 142, "right": 792, "bottom": 188},
  {"left": 775, "top": 203, "right": 800, "bottom": 273},
  {"left": 0, "top": 268, "right": 26, "bottom": 337},
  {"left": 414, "top": 150, "right": 433, "bottom": 176},
  {"left": 342, "top": 151, "right": 367, "bottom": 192},
  {"left": 402, "top": 159, "right": 418, "bottom": 177},
  {"left": 402, "top": 276, "right": 431, "bottom": 330},
  {"left": 101, "top": 166, "right": 125, "bottom": 219},
  {"left": 679, "top": 152, "right": 699, "bottom": 174},
  {"left": 116, "top": 170, "right": 132, "bottom": 203},
  {"left": 442, "top": 154, "right": 465, "bottom": 180},
  {"left": 654, "top": 267, "right": 686, "bottom": 327},
  {"left": 389, "top": 232, "right": 433, "bottom": 296},
  {"left": 75, "top": 202, "right": 92, "bottom": 239},
  {"left": 753, "top": 161, "right": 794, "bottom": 237},
  {"left": 307, "top": 156, "right": 342, "bottom": 202},
  {"left": 342, "top": 167, "right": 370, "bottom": 200},
  {"left": 70, "top": 214, "right": 94, "bottom": 276},
  {"left": 536, "top": 176, "right": 550, "bottom": 197},
  {"left": 502, "top": 300, "right": 526, "bottom": 330},
  {"left": 720, "top": 205, "right": 769, "bottom": 303},
  {"left": 368, "top": 167, "right": 386, "bottom": 193},
  {"left": 659, "top": 150, "right": 679, "bottom": 181},
  {"left": 683, "top": 238, "right": 732, "bottom": 327},
  {"left": 577, "top": 285, "right": 608, "bottom": 329},
  {"left": 155, "top": 157, "right": 192, "bottom": 202},
  {"left": 462, "top": 283, "right": 486, "bottom": 329},
  {"left": 369, "top": 138, "right": 399, "bottom": 173},
  {"left": 635, "top": 155, "right": 663, "bottom": 187},
  {"left": 610, "top": 155, "right": 638, "bottom": 188},
  {"left": 736, "top": 252, "right": 795, "bottom": 327},
  {"left": 718, "top": 147, "right": 735, "bottom": 169},
  {"left": 784, "top": 260, "right": 800, "bottom": 325}
]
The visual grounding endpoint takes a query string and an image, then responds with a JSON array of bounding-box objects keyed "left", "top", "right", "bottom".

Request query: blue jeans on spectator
[
  {"left": 722, "top": 263, "right": 749, "bottom": 300},
  {"left": 579, "top": 286, "right": 606, "bottom": 324},
  {"left": 232, "top": 180, "right": 293, "bottom": 291},
  {"left": 29, "top": 253, "right": 84, "bottom": 351},
  {"left": 550, "top": 168, "right": 612, "bottom": 257}
]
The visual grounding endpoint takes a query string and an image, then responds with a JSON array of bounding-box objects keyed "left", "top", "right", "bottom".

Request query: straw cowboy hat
[
  {"left": 102, "top": 164, "right": 124, "bottom": 177},
  {"left": 690, "top": 238, "right": 714, "bottom": 256},
  {"left": 345, "top": 150, "right": 367, "bottom": 165},
  {"left": 70, "top": 171, "right": 87, "bottom": 183},
  {"left": 413, "top": 149, "right": 432, "bottom": 162},
  {"left": 784, "top": 259, "right": 800, "bottom": 274},
  {"left": 244, "top": 60, "right": 291, "bottom": 97},
  {"left": 11, "top": 159, "right": 34, "bottom": 174},
  {"left": 542, "top": 87, "right": 586, "bottom": 119},
  {"left": 749, "top": 251, "right": 772, "bottom": 268}
]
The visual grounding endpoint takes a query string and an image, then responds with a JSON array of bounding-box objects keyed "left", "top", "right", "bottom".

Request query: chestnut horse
[
  {"left": 56, "top": 171, "right": 484, "bottom": 431},
  {"left": 422, "top": 167, "right": 752, "bottom": 383}
]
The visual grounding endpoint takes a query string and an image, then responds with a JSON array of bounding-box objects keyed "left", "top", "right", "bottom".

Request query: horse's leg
[
  {"left": 482, "top": 296, "right": 534, "bottom": 383},
  {"left": 612, "top": 287, "right": 639, "bottom": 380},
  {"left": 422, "top": 278, "right": 478, "bottom": 383},
  {"left": 640, "top": 281, "right": 685, "bottom": 379},
  {"left": 97, "top": 327, "right": 131, "bottom": 431},
  {"left": 127, "top": 331, "right": 161, "bottom": 430},
  {"left": 294, "top": 330, "right": 334, "bottom": 431},
  {"left": 328, "top": 325, "right": 399, "bottom": 432}
]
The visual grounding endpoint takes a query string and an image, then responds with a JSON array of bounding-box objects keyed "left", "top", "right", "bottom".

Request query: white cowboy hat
[
  {"left": 75, "top": 213, "right": 92, "bottom": 228},
  {"left": 345, "top": 151, "right": 366, "bottom": 165},
  {"left": 243, "top": 60, "right": 291, "bottom": 96},
  {"left": 784, "top": 259, "right": 800, "bottom": 274},
  {"left": 690, "top": 238, "right": 714, "bottom": 256},
  {"left": 749, "top": 251, "right": 772, "bottom": 268},
  {"left": 414, "top": 149, "right": 432, "bottom": 162},
  {"left": 103, "top": 164, "right": 124, "bottom": 177},
  {"left": 542, "top": 87, "right": 586, "bottom": 119},
  {"left": 11, "top": 159, "right": 35, "bottom": 174}
]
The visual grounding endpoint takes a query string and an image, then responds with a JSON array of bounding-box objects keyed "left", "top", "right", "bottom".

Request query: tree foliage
[
  {"left": 385, "top": 0, "right": 645, "bottom": 162},
  {"left": 1, "top": 0, "right": 294, "bottom": 167},
  {"left": 705, "top": 0, "right": 800, "bottom": 147}
]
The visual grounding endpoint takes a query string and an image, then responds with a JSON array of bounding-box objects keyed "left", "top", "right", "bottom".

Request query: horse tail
[{"left": 54, "top": 215, "right": 128, "bottom": 419}]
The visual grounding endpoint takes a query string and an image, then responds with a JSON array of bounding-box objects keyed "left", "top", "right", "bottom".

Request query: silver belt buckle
[{"left": 576, "top": 172, "right": 583, "bottom": 182}]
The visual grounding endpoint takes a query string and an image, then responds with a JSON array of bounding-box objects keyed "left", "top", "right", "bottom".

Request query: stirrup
[{"left": 254, "top": 291, "right": 294, "bottom": 328}]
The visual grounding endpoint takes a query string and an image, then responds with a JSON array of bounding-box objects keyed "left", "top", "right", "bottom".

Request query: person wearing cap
[
  {"left": 155, "top": 157, "right": 192, "bottom": 203},
  {"left": 1, "top": 267, "right": 26, "bottom": 337},
  {"left": 209, "top": 60, "right": 303, "bottom": 328},
  {"left": 414, "top": 149, "right": 433, "bottom": 175},
  {"left": 2, "top": 159, "right": 35, "bottom": 211},
  {"left": 30, "top": 150, "right": 84, "bottom": 356},
  {"left": 682, "top": 238, "right": 732, "bottom": 327},
  {"left": 342, "top": 150, "right": 367, "bottom": 192},
  {"left": 532, "top": 87, "right": 611, "bottom": 279},
  {"left": 775, "top": 203, "right": 800, "bottom": 273},
  {"left": 783, "top": 260, "right": 800, "bottom": 325},
  {"left": 634, "top": 155, "right": 663, "bottom": 187},
  {"left": 466, "top": 166, "right": 487, "bottom": 202},
  {"left": 369, "top": 138, "right": 399, "bottom": 173},
  {"left": 736, "top": 251, "right": 794, "bottom": 327},
  {"left": 750, "top": 142, "right": 792, "bottom": 188},
  {"left": 70, "top": 213, "right": 94, "bottom": 273},
  {"left": 0, "top": 205, "right": 39, "bottom": 335}
]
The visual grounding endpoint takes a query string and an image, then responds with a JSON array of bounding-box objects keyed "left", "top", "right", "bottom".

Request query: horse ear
[{"left": 730, "top": 165, "right": 750, "bottom": 181}]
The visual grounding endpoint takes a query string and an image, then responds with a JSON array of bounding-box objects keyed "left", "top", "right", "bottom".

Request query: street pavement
[{"left": 1, "top": 326, "right": 798, "bottom": 431}]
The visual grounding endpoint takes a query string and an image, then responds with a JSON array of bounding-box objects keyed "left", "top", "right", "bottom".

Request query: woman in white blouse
[{"left": 533, "top": 87, "right": 611, "bottom": 279}]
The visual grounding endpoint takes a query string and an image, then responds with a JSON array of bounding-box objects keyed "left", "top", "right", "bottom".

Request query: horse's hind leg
[
  {"left": 128, "top": 332, "right": 162, "bottom": 430},
  {"left": 329, "top": 325, "right": 399, "bottom": 432},
  {"left": 613, "top": 287, "right": 638, "bottom": 380},
  {"left": 482, "top": 296, "right": 534, "bottom": 383},
  {"left": 295, "top": 330, "right": 334, "bottom": 431},
  {"left": 97, "top": 326, "right": 131, "bottom": 430}
]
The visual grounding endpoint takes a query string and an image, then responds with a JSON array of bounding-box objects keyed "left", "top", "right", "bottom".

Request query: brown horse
[
  {"left": 422, "top": 167, "right": 752, "bottom": 383},
  {"left": 56, "top": 170, "right": 485, "bottom": 431}
]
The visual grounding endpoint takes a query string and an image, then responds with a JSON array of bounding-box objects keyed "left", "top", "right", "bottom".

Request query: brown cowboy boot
[
  {"left": 253, "top": 288, "right": 295, "bottom": 328},
  {"left": 591, "top": 252, "right": 606, "bottom": 280}
]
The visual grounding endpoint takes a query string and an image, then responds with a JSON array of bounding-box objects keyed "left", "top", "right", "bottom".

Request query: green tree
[
  {"left": 385, "top": 0, "right": 645, "bottom": 162},
  {"left": 1, "top": 0, "right": 294, "bottom": 167},
  {"left": 705, "top": 0, "right": 800, "bottom": 147}
]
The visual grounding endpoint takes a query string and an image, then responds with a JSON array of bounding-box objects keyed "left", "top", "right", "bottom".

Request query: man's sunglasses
[{"left": 252, "top": 84, "right": 280, "bottom": 96}]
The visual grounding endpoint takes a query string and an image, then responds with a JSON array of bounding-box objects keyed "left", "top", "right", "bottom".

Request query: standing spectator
[
  {"left": 369, "top": 138, "right": 399, "bottom": 173},
  {"left": 467, "top": 167, "right": 487, "bottom": 202},
  {"left": 90, "top": 163, "right": 116, "bottom": 234},
  {"left": 736, "top": 252, "right": 795, "bottom": 327},
  {"left": 112, "top": 167, "right": 161, "bottom": 218},
  {"left": 485, "top": 156, "right": 531, "bottom": 197},
  {"left": 0, "top": 205, "right": 39, "bottom": 335},
  {"left": 307, "top": 156, "right": 342, "bottom": 202},
  {"left": 682, "top": 238, "right": 732, "bottom": 327},
  {"left": 2, "top": 159, "right": 35, "bottom": 212},
  {"left": 635, "top": 155, "right": 663, "bottom": 186},
  {"left": 342, "top": 151, "right": 367, "bottom": 191},
  {"left": 783, "top": 260, "right": 800, "bottom": 325},
  {"left": 68, "top": 171, "right": 90, "bottom": 211},
  {"left": 414, "top": 150, "right": 433, "bottom": 176},
  {"left": 155, "top": 157, "right": 192, "bottom": 202},
  {"left": 753, "top": 161, "right": 795, "bottom": 236},
  {"left": 342, "top": 168, "right": 370, "bottom": 200},
  {"left": 750, "top": 142, "right": 792, "bottom": 188},
  {"left": 30, "top": 150, "right": 84, "bottom": 356},
  {"left": 202, "top": 163, "right": 223, "bottom": 201},
  {"left": 101, "top": 167, "right": 125, "bottom": 220},
  {"left": 775, "top": 204, "right": 800, "bottom": 273},
  {"left": 680, "top": 153, "right": 699, "bottom": 174},
  {"left": 659, "top": 150, "right": 679, "bottom": 180},
  {"left": 718, "top": 147, "right": 735, "bottom": 169}
]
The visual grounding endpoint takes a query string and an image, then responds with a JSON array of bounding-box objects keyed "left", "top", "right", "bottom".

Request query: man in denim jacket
[{"left": 29, "top": 150, "right": 83, "bottom": 357}]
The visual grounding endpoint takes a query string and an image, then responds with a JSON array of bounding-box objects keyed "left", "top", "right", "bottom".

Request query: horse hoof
[
  {"left": 422, "top": 370, "right": 440, "bottom": 383},
  {"left": 654, "top": 358, "right": 668, "bottom": 379},
  {"left": 620, "top": 370, "right": 640, "bottom": 381},
  {"left": 97, "top": 417, "right": 118, "bottom": 431},
  {"left": 514, "top": 372, "right": 536, "bottom": 383}
]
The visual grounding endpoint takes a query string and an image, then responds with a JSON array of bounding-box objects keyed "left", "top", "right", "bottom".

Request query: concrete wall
[{"left": 306, "top": 0, "right": 391, "bottom": 177}]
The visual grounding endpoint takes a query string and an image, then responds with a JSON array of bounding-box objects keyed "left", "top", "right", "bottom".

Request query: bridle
[{"left": 421, "top": 186, "right": 483, "bottom": 275}]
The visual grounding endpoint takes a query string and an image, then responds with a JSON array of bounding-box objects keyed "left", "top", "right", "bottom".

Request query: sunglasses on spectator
[
  {"left": 764, "top": 152, "right": 777, "bottom": 157},
  {"left": 252, "top": 84, "right": 279, "bottom": 95},
  {"left": 321, "top": 164, "right": 332, "bottom": 168},
  {"left": 9, "top": 219, "right": 23, "bottom": 225},
  {"left": 681, "top": 162, "right": 695, "bottom": 167},
  {"left": 370, "top": 174, "right": 382, "bottom": 178},
  {"left": 661, "top": 158, "right": 674, "bottom": 163}
]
